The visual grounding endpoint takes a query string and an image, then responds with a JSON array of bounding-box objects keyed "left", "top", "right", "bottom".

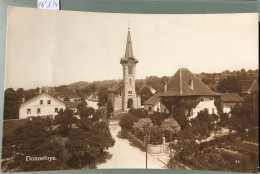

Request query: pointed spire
[{"left": 125, "top": 27, "right": 134, "bottom": 58}]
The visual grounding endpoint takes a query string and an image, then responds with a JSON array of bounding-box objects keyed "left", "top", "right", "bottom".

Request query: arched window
[{"left": 128, "top": 65, "right": 133, "bottom": 74}]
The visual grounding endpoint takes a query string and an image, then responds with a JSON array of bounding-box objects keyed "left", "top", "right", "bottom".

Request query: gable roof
[
  {"left": 240, "top": 80, "right": 258, "bottom": 93},
  {"left": 64, "top": 101, "right": 83, "bottom": 108},
  {"left": 20, "top": 92, "right": 66, "bottom": 108},
  {"left": 107, "top": 81, "right": 124, "bottom": 92},
  {"left": 220, "top": 93, "right": 244, "bottom": 102},
  {"left": 58, "top": 88, "right": 80, "bottom": 99},
  {"left": 143, "top": 92, "right": 161, "bottom": 105},
  {"left": 160, "top": 68, "right": 220, "bottom": 97}
]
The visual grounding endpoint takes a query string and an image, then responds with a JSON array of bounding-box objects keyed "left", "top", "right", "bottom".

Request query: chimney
[
  {"left": 39, "top": 88, "right": 42, "bottom": 94},
  {"left": 22, "top": 95, "right": 25, "bottom": 103},
  {"left": 163, "top": 81, "right": 167, "bottom": 92},
  {"left": 46, "top": 86, "right": 48, "bottom": 93},
  {"left": 190, "top": 79, "right": 194, "bottom": 90}
]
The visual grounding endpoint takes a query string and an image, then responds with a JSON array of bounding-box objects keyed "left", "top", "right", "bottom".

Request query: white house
[{"left": 19, "top": 93, "right": 66, "bottom": 119}]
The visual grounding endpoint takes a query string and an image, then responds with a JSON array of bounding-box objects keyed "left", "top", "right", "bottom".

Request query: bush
[
  {"left": 133, "top": 118, "right": 153, "bottom": 138},
  {"left": 150, "top": 126, "right": 163, "bottom": 145},
  {"left": 161, "top": 118, "right": 181, "bottom": 141},
  {"left": 129, "top": 108, "right": 147, "bottom": 119},
  {"left": 149, "top": 112, "right": 169, "bottom": 126},
  {"left": 119, "top": 113, "right": 138, "bottom": 131}
]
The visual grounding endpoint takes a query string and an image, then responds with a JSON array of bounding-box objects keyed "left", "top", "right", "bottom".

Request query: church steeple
[{"left": 125, "top": 28, "right": 133, "bottom": 58}]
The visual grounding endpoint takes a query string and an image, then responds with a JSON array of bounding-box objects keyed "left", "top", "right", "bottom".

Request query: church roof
[
  {"left": 107, "top": 81, "right": 123, "bottom": 92},
  {"left": 120, "top": 28, "right": 139, "bottom": 64},
  {"left": 160, "top": 68, "right": 220, "bottom": 97}
]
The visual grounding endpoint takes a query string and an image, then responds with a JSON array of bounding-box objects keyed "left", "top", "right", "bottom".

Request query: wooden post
[{"left": 170, "top": 114, "right": 173, "bottom": 168}]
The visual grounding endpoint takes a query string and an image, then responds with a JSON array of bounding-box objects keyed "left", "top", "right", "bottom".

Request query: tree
[
  {"left": 119, "top": 113, "right": 138, "bottom": 130},
  {"left": 133, "top": 118, "right": 154, "bottom": 138},
  {"left": 139, "top": 86, "right": 153, "bottom": 105},
  {"left": 55, "top": 109, "right": 78, "bottom": 137},
  {"left": 98, "top": 86, "right": 108, "bottom": 107},
  {"left": 106, "top": 101, "right": 113, "bottom": 119},
  {"left": 128, "top": 108, "right": 147, "bottom": 119},
  {"left": 161, "top": 117, "right": 181, "bottom": 141},
  {"left": 4, "top": 88, "right": 20, "bottom": 119},
  {"left": 217, "top": 76, "right": 241, "bottom": 93},
  {"left": 149, "top": 112, "right": 169, "bottom": 126}
]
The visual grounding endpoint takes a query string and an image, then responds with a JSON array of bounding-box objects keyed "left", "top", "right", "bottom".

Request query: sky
[{"left": 5, "top": 6, "right": 258, "bottom": 90}]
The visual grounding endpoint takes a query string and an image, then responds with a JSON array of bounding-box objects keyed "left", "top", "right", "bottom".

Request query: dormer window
[{"left": 189, "top": 79, "right": 194, "bottom": 90}]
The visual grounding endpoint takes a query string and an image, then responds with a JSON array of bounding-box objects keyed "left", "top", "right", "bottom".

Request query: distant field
[{"left": 2, "top": 119, "right": 30, "bottom": 137}]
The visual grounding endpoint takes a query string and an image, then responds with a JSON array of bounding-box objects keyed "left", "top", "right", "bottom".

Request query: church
[{"left": 108, "top": 28, "right": 141, "bottom": 113}]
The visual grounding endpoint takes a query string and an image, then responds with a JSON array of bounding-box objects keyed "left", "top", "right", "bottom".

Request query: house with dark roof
[
  {"left": 144, "top": 68, "right": 221, "bottom": 119},
  {"left": 143, "top": 92, "right": 169, "bottom": 114},
  {"left": 220, "top": 93, "right": 244, "bottom": 114},
  {"left": 56, "top": 88, "right": 81, "bottom": 101},
  {"left": 107, "top": 28, "right": 141, "bottom": 113},
  {"left": 240, "top": 80, "right": 258, "bottom": 96}
]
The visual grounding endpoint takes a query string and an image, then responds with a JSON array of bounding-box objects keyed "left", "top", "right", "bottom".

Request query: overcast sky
[{"left": 5, "top": 6, "right": 258, "bottom": 90}]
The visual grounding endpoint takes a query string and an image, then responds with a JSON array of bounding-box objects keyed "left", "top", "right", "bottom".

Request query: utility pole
[{"left": 144, "top": 134, "right": 150, "bottom": 169}]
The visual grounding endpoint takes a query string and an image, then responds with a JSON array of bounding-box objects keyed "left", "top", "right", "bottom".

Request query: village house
[
  {"left": 144, "top": 68, "right": 221, "bottom": 119},
  {"left": 143, "top": 92, "right": 169, "bottom": 115},
  {"left": 240, "top": 80, "right": 258, "bottom": 96},
  {"left": 220, "top": 93, "right": 244, "bottom": 114},
  {"left": 19, "top": 92, "right": 66, "bottom": 119},
  {"left": 108, "top": 28, "right": 141, "bottom": 113}
]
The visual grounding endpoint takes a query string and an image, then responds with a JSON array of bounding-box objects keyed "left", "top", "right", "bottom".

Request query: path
[{"left": 97, "top": 121, "right": 168, "bottom": 169}]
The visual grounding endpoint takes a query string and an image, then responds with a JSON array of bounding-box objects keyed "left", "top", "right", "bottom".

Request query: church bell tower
[{"left": 120, "top": 28, "right": 139, "bottom": 111}]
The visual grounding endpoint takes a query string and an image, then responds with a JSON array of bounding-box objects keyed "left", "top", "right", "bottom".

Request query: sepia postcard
[{"left": 1, "top": 6, "right": 259, "bottom": 173}]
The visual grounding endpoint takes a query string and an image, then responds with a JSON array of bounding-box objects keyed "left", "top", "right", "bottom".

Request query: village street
[{"left": 97, "top": 120, "right": 169, "bottom": 169}]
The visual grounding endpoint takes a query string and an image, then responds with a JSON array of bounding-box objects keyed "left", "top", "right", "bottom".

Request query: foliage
[
  {"left": 119, "top": 113, "right": 138, "bottom": 130},
  {"left": 66, "top": 121, "right": 114, "bottom": 168},
  {"left": 161, "top": 118, "right": 181, "bottom": 141},
  {"left": 54, "top": 109, "right": 78, "bottom": 137},
  {"left": 97, "top": 86, "right": 108, "bottom": 107},
  {"left": 138, "top": 86, "right": 153, "bottom": 105},
  {"left": 132, "top": 118, "right": 154, "bottom": 138},
  {"left": 128, "top": 108, "right": 147, "bottom": 119},
  {"left": 4, "top": 88, "right": 20, "bottom": 120},
  {"left": 106, "top": 101, "right": 113, "bottom": 119},
  {"left": 190, "top": 110, "right": 218, "bottom": 138},
  {"left": 149, "top": 112, "right": 169, "bottom": 126},
  {"left": 217, "top": 76, "right": 241, "bottom": 93},
  {"left": 149, "top": 126, "right": 163, "bottom": 145}
]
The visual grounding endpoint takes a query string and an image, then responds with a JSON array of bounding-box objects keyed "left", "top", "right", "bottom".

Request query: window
[
  {"left": 27, "top": 108, "right": 31, "bottom": 114},
  {"left": 47, "top": 100, "right": 51, "bottom": 105},
  {"left": 210, "top": 97, "right": 214, "bottom": 101},
  {"left": 164, "top": 108, "right": 167, "bottom": 114},
  {"left": 55, "top": 108, "right": 58, "bottom": 112},
  {"left": 128, "top": 65, "right": 133, "bottom": 74},
  {"left": 190, "top": 108, "right": 194, "bottom": 115},
  {"left": 200, "top": 98, "right": 204, "bottom": 102},
  {"left": 119, "top": 90, "right": 121, "bottom": 96},
  {"left": 148, "top": 107, "right": 152, "bottom": 112},
  {"left": 128, "top": 91, "right": 132, "bottom": 95},
  {"left": 37, "top": 108, "right": 41, "bottom": 114},
  {"left": 40, "top": 100, "right": 43, "bottom": 105},
  {"left": 130, "top": 79, "right": 131, "bottom": 85}
]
